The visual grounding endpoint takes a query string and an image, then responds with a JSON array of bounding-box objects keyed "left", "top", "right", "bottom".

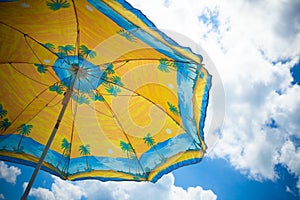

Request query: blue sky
[{"left": 1, "top": 0, "right": 300, "bottom": 199}]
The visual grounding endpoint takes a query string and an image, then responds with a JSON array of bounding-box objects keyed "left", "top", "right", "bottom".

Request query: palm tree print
[
  {"left": 46, "top": 0, "right": 70, "bottom": 11},
  {"left": 79, "top": 144, "right": 91, "bottom": 170},
  {"left": 117, "top": 29, "right": 137, "bottom": 42},
  {"left": 17, "top": 124, "right": 33, "bottom": 151},
  {"left": 72, "top": 94, "right": 90, "bottom": 105},
  {"left": 143, "top": 133, "right": 164, "bottom": 161},
  {"left": 0, "top": 104, "right": 7, "bottom": 119},
  {"left": 43, "top": 43, "right": 55, "bottom": 51},
  {"left": 49, "top": 83, "right": 64, "bottom": 94},
  {"left": 79, "top": 45, "right": 96, "bottom": 59},
  {"left": 91, "top": 93, "right": 104, "bottom": 102},
  {"left": 58, "top": 45, "right": 75, "bottom": 57},
  {"left": 110, "top": 76, "right": 124, "bottom": 86},
  {"left": 167, "top": 102, "right": 179, "bottom": 115},
  {"left": 0, "top": 118, "right": 11, "bottom": 131},
  {"left": 104, "top": 63, "right": 115, "bottom": 74},
  {"left": 158, "top": 58, "right": 171, "bottom": 72},
  {"left": 120, "top": 141, "right": 134, "bottom": 173},
  {"left": 34, "top": 64, "right": 48, "bottom": 74},
  {"left": 106, "top": 85, "right": 121, "bottom": 96},
  {"left": 56, "top": 138, "right": 70, "bottom": 168}
]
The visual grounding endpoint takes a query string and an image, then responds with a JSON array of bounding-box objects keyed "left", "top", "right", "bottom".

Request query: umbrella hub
[
  {"left": 53, "top": 56, "right": 106, "bottom": 93},
  {"left": 71, "top": 65, "right": 88, "bottom": 79}
]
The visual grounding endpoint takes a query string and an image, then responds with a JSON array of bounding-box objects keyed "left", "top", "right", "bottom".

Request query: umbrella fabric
[{"left": 0, "top": 0, "right": 211, "bottom": 182}]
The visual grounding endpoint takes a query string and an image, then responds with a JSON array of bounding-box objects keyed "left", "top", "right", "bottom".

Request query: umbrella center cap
[
  {"left": 53, "top": 56, "right": 105, "bottom": 93},
  {"left": 71, "top": 65, "right": 87, "bottom": 78}
]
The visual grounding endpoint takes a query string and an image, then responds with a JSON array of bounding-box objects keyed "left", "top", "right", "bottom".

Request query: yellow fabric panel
[{"left": 0, "top": 0, "right": 77, "bottom": 46}]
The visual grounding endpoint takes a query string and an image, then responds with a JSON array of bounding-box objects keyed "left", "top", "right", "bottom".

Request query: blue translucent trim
[
  {"left": 177, "top": 63, "right": 200, "bottom": 144},
  {"left": 151, "top": 155, "right": 202, "bottom": 183},
  {"left": 72, "top": 176, "right": 129, "bottom": 182},
  {"left": 199, "top": 74, "right": 212, "bottom": 140},
  {"left": 0, "top": 155, "right": 62, "bottom": 178}
]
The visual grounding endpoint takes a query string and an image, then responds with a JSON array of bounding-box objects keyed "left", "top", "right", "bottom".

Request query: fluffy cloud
[
  {"left": 0, "top": 194, "right": 4, "bottom": 200},
  {"left": 128, "top": 0, "right": 300, "bottom": 195},
  {"left": 28, "top": 174, "right": 216, "bottom": 200},
  {"left": 0, "top": 161, "right": 21, "bottom": 184}
]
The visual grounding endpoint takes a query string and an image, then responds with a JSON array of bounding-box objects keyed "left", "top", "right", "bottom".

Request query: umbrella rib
[
  {"left": 1, "top": 85, "right": 56, "bottom": 135},
  {"left": 85, "top": 104, "right": 114, "bottom": 118},
  {"left": 100, "top": 79, "right": 202, "bottom": 149},
  {"left": 23, "top": 36, "right": 58, "bottom": 81},
  {"left": 101, "top": 96, "right": 146, "bottom": 175},
  {"left": 101, "top": 78, "right": 186, "bottom": 130},
  {"left": 18, "top": 93, "right": 60, "bottom": 128},
  {"left": 113, "top": 59, "right": 198, "bottom": 73},
  {"left": 1, "top": 61, "right": 73, "bottom": 71},
  {"left": 86, "top": 61, "right": 197, "bottom": 82},
  {"left": 71, "top": 0, "right": 81, "bottom": 60},
  {"left": 0, "top": 22, "right": 72, "bottom": 79},
  {"left": 89, "top": 58, "right": 198, "bottom": 72},
  {"left": 9, "top": 63, "right": 50, "bottom": 87},
  {"left": 0, "top": 21, "right": 59, "bottom": 58}
]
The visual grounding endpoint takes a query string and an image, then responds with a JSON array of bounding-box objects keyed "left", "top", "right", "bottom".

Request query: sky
[{"left": 1, "top": 0, "right": 300, "bottom": 199}]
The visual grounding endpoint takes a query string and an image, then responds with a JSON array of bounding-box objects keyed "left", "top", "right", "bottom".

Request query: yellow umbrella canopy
[{"left": 0, "top": 0, "right": 211, "bottom": 187}]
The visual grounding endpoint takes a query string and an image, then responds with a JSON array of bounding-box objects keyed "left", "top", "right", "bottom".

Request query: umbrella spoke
[
  {"left": 71, "top": 0, "right": 81, "bottom": 62},
  {"left": 1, "top": 85, "right": 57, "bottom": 135},
  {"left": 101, "top": 96, "right": 145, "bottom": 175},
  {"left": 9, "top": 63, "right": 51, "bottom": 87},
  {"left": 0, "top": 21, "right": 59, "bottom": 58},
  {"left": 17, "top": 93, "right": 60, "bottom": 128}
]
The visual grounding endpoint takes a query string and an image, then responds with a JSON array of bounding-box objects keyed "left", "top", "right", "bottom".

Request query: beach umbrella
[{"left": 0, "top": 0, "right": 211, "bottom": 199}]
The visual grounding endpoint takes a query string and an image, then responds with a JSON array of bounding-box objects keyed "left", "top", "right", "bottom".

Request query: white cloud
[
  {"left": 128, "top": 0, "right": 300, "bottom": 195},
  {"left": 280, "top": 140, "right": 300, "bottom": 195},
  {"left": 0, "top": 194, "right": 4, "bottom": 199},
  {"left": 28, "top": 174, "right": 217, "bottom": 200},
  {"left": 0, "top": 161, "right": 21, "bottom": 184},
  {"left": 25, "top": 176, "right": 85, "bottom": 200}
]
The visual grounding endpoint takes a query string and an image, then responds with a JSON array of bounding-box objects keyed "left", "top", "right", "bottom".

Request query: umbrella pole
[{"left": 21, "top": 83, "right": 74, "bottom": 200}]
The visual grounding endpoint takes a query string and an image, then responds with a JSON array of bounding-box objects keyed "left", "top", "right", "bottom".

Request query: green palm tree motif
[
  {"left": 110, "top": 76, "right": 124, "bottom": 86},
  {"left": 91, "top": 93, "right": 104, "bottom": 102},
  {"left": 0, "top": 118, "right": 11, "bottom": 131},
  {"left": 0, "top": 104, "right": 7, "bottom": 119},
  {"left": 79, "top": 45, "right": 96, "bottom": 59},
  {"left": 79, "top": 144, "right": 91, "bottom": 170},
  {"left": 106, "top": 85, "right": 121, "bottom": 96},
  {"left": 17, "top": 124, "right": 33, "bottom": 151},
  {"left": 34, "top": 64, "right": 48, "bottom": 74},
  {"left": 56, "top": 138, "right": 70, "bottom": 168},
  {"left": 72, "top": 94, "right": 90, "bottom": 105},
  {"left": 158, "top": 58, "right": 171, "bottom": 72},
  {"left": 43, "top": 43, "right": 55, "bottom": 51},
  {"left": 49, "top": 83, "right": 64, "bottom": 94},
  {"left": 167, "top": 102, "right": 179, "bottom": 115},
  {"left": 46, "top": 0, "right": 70, "bottom": 11},
  {"left": 120, "top": 140, "right": 134, "bottom": 173},
  {"left": 58, "top": 45, "right": 75, "bottom": 56},
  {"left": 117, "top": 29, "right": 137, "bottom": 42},
  {"left": 143, "top": 133, "right": 164, "bottom": 161},
  {"left": 104, "top": 63, "right": 115, "bottom": 74}
]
